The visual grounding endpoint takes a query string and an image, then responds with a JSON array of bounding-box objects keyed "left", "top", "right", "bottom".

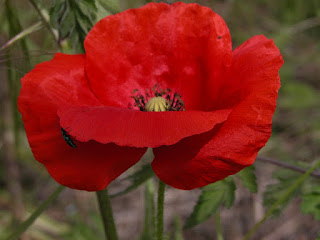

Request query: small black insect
[
  {"left": 61, "top": 127, "right": 77, "bottom": 148},
  {"left": 217, "top": 35, "right": 222, "bottom": 39}
]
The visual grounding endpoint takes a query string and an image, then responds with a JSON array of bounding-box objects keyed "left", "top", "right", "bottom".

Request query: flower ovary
[{"left": 145, "top": 97, "right": 168, "bottom": 112}]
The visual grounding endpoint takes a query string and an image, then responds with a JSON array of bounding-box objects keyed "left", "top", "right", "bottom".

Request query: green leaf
[
  {"left": 301, "top": 190, "right": 320, "bottom": 220},
  {"left": 244, "top": 160, "right": 320, "bottom": 240},
  {"left": 97, "top": 0, "right": 120, "bottom": 14},
  {"left": 184, "top": 177, "right": 236, "bottom": 229},
  {"left": 263, "top": 169, "right": 301, "bottom": 216},
  {"left": 74, "top": 9, "right": 92, "bottom": 33},
  {"left": 110, "top": 164, "right": 154, "bottom": 198},
  {"left": 59, "top": 8, "right": 75, "bottom": 39},
  {"left": 49, "top": 0, "right": 99, "bottom": 51},
  {"left": 81, "top": 0, "right": 98, "bottom": 11},
  {"left": 224, "top": 179, "right": 236, "bottom": 208},
  {"left": 184, "top": 188, "right": 224, "bottom": 229},
  {"left": 237, "top": 165, "right": 258, "bottom": 193},
  {"left": 49, "top": 1, "right": 65, "bottom": 29},
  {"left": 77, "top": 1, "right": 97, "bottom": 20}
]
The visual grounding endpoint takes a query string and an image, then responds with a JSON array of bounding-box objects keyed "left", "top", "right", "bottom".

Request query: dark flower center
[{"left": 129, "top": 84, "right": 185, "bottom": 112}]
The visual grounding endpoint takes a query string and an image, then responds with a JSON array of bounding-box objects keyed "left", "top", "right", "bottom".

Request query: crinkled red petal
[
  {"left": 84, "top": 2, "right": 232, "bottom": 110},
  {"left": 152, "top": 35, "right": 284, "bottom": 189},
  {"left": 18, "top": 53, "right": 146, "bottom": 191},
  {"left": 58, "top": 106, "right": 231, "bottom": 148}
]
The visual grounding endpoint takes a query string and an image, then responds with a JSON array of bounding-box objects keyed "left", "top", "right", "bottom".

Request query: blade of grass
[
  {"left": 28, "top": 0, "right": 60, "bottom": 48},
  {"left": 5, "top": 185, "right": 65, "bottom": 240},
  {"left": 0, "top": 22, "right": 43, "bottom": 51},
  {"left": 4, "top": 0, "right": 32, "bottom": 148}
]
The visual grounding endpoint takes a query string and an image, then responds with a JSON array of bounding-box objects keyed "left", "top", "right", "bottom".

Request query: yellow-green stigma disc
[{"left": 145, "top": 97, "right": 168, "bottom": 112}]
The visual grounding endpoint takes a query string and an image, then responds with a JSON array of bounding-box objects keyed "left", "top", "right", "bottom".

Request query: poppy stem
[
  {"left": 156, "top": 180, "right": 166, "bottom": 240},
  {"left": 242, "top": 159, "right": 320, "bottom": 240},
  {"left": 96, "top": 188, "right": 118, "bottom": 240},
  {"left": 215, "top": 211, "right": 224, "bottom": 240}
]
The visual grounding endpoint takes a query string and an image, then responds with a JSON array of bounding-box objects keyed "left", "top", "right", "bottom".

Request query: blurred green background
[{"left": 0, "top": 0, "right": 319, "bottom": 239}]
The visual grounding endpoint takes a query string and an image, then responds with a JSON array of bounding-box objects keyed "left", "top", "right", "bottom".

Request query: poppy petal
[
  {"left": 58, "top": 106, "right": 231, "bottom": 148},
  {"left": 43, "top": 141, "right": 146, "bottom": 191},
  {"left": 84, "top": 2, "right": 232, "bottom": 110},
  {"left": 18, "top": 53, "right": 146, "bottom": 191},
  {"left": 152, "top": 35, "right": 284, "bottom": 189},
  {"left": 18, "top": 53, "right": 101, "bottom": 108}
]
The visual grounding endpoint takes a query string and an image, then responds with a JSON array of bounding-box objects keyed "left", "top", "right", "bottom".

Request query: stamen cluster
[{"left": 130, "top": 84, "right": 185, "bottom": 112}]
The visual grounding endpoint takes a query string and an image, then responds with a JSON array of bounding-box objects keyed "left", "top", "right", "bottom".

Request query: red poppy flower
[{"left": 18, "top": 2, "right": 283, "bottom": 191}]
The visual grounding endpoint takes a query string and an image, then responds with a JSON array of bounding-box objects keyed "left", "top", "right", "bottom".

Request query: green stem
[
  {"left": 215, "top": 211, "right": 224, "bottom": 240},
  {"left": 156, "top": 180, "right": 166, "bottom": 240},
  {"left": 140, "top": 179, "right": 156, "bottom": 239},
  {"left": 5, "top": 185, "right": 65, "bottom": 240},
  {"left": 243, "top": 159, "right": 320, "bottom": 240},
  {"left": 256, "top": 156, "right": 320, "bottom": 178},
  {"left": 96, "top": 188, "right": 118, "bottom": 240}
]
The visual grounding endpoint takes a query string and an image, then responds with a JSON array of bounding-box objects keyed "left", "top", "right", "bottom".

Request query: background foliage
[{"left": 0, "top": 0, "right": 320, "bottom": 239}]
